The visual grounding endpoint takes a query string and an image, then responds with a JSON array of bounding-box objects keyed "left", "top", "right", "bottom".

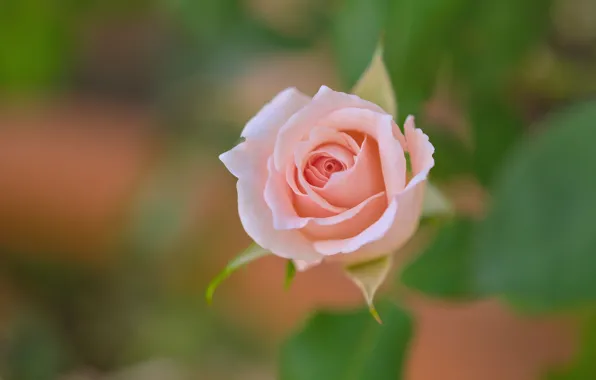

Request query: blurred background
[{"left": 0, "top": 0, "right": 595, "bottom": 379}]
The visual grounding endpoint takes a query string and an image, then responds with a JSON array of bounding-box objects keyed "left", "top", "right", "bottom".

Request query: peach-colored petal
[
  {"left": 346, "top": 181, "right": 427, "bottom": 262},
  {"left": 320, "top": 117, "right": 436, "bottom": 262},
  {"left": 300, "top": 192, "right": 386, "bottom": 240},
  {"left": 219, "top": 141, "right": 251, "bottom": 179},
  {"left": 219, "top": 141, "right": 321, "bottom": 262},
  {"left": 293, "top": 259, "right": 322, "bottom": 272},
  {"left": 274, "top": 86, "right": 387, "bottom": 171},
  {"left": 310, "top": 144, "right": 355, "bottom": 170},
  {"left": 265, "top": 157, "right": 311, "bottom": 230},
  {"left": 294, "top": 143, "right": 348, "bottom": 214},
  {"left": 313, "top": 197, "right": 398, "bottom": 255},
  {"left": 304, "top": 167, "right": 328, "bottom": 187},
  {"left": 293, "top": 191, "right": 336, "bottom": 218},
  {"left": 241, "top": 87, "right": 310, "bottom": 143},
  {"left": 314, "top": 136, "right": 384, "bottom": 208},
  {"left": 404, "top": 115, "right": 435, "bottom": 186},
  {"left": 318, "top": 107, "right": 407, "bottom": 199}
]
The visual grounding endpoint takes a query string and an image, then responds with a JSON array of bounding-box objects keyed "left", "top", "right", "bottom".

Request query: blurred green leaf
[
  {"left": 3, "top": 313, "right": 68, "bottom": 380},
  {"left": 285, "top": 260, "right": 297, "bottom": 290},
  {"left": 423, "top": 128, "right": 473, "bottom": 181},
  {"left": 547, "top": 316, "right": 596, "bottom": 380},
  {"left": 279, "top": 302, "right": 412, "bottom": 380},
  {"left": 451, "top": 0, "right": 552, "bottom": 185},
  {"left": 401, "top": 218, "right": 477, "bottom": 299},
  {"left": 344, "top": 256, "right": 393, "bottom": 323},
  {"left": 468, "top": 96, "right": 523, "bottom": 186},
  {"left": 206, "top": 243, "right": 270, "bottom": 304},
  {"left": 472, "top": 101, "right": 596, "bottom": 311},
  {"left": 452, "top": 0, "right": 552, "bottom": 92},
  {"left": 0, "top": 0, "right": 69, "bottom": 93},
  {"left": 333, "top": 0, "right": 387, "bottom": 89},
  {"left": 383, "top": 0, "right": 469, "bottom": 117}
]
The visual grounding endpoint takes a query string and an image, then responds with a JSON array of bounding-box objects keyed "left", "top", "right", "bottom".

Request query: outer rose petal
[
  {"left": 241, "top": 87, "right": 311, "bottom": 143},
  {"left": 220, "top": 142, "right": 322, "bottom": 263},
  {"left": 301, "top": 192, "right": 386, "bottom": 240},
  {"left": 274, "top": 86, "right": 387, "bottom": 171},
  {"left": 313, "top": 116, "right": 435, "bottom": 262}
]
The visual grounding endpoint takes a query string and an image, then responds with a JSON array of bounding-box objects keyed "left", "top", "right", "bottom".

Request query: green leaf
[
  {"left": 472, "top": 101, "right": 596, "bottom": 311},
  {"left": 401, "top": 218, "right": 477, "bottom": 299},
  {"left": 352, "top": 47, "right": 397, "bottom": 117},
  {"left": 468, "top": 94, "right": 523, "bottom": 186},
  {"left": 333, "top": 0, "right": 388, "bottom": 90},
  {"left": 547, "top": 316, "right": 596, "bottom": 380},
  {"left": 206, "top": 243, "right": 270, "bottom": 303},
  {"left": 279, "top": 302, "right": 412, "bottom": 380},
  {"left": 452, "top": 0, "right": 552, "bottom": 93},
  {"left": 285, "top": 260, "right": 297, "bottom": 290},
  {"left": 383, "top": 0, "right": 470, "bottom": 117},
  {"left": 451, "top": 0, "right": 552, "bottom": 185},
  {"left": 4, "top": 313, "right": 67, "bottom": 380},
  {"left": 344, "top": 256, "right": 393, "bottom": 323},
  {"left": 423, "top": 127, "right": 473, "bottom": 182}
]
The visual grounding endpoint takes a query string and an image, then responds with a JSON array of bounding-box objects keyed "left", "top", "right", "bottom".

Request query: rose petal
[
  {"left": 293, "top": 259, "right": 323, "bottom": 272},
  {"left": 404, "top": 115, "right": 435, "bottom": 188},
  {"left": 220, "top": 141, "right": 321, "bottom": 262},
  {"left": 294, "top": 143, "right": 348, "bottom": 214},
  {"left": 313, "top": 197, "right": 399, "bottom": 256},
  {"left": 343, "top": 181, "right": 427, "bottom": 263},
  {"left": 301, "top": 192, "right": 387, "bottom": 240},
  {"left": 315, "top": 135, "right": 384, "bottom": 208},
  {"left": 265, "top": 157, "right": 312, "bottom": 230},
  {"left": 241, "top": 87, "right": 310, "bottom": 142},
  {"left": 274, "top": 86, "right": 387, "bottom": 171},
  {"left": 318, "top": 107, "right": 407, "bottom": 199},
  {"left": 319, "top": 118, "right": 435, "bottom": 262}
]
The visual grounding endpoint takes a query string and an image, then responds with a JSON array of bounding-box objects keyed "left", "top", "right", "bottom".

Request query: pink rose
[{"left": 220, "top": 86, "right": 435, "bottom": 271}]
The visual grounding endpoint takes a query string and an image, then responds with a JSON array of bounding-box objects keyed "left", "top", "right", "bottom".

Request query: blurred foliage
[
  {"left": 1, "top": 0, "right": 596, "bottom": 378},
  {"left": 548, "top": 316, "right": 596, "bottom": 380},
  {"left": 332, "top": 0, "right": 387, "bottom": 90},
  {"left": 401, "top": 218, "right": 476, "bottom": 300},
  {"left": 472, "top": 101, "right": 596, "bottom": 311},
  {"left": 280, "top": 302, "right": 412, "bottom": 380}
]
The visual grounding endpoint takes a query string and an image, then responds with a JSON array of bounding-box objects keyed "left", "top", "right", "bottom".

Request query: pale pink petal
[
  {"left": 293, "top": 192, "right": 336, "bottom": 218},
  {"left": 341, "top": 132, "right": 362, "bottom": 153},
  {"left": 314, "top": 136, "right": 384, "bottom": 208},
  {"left": 318, "top": 107, "right": 407, "bottom": 199},
  {"left": 301, "top": 192, "right": 386, "bottom": 240},
  {"left": 294, "top": 259, "right": 323, "bottom": 272},
  {"left": 274, "top": 86, "right": 388, "bottom": 171},
  {"left": 313, "top": 198, "right": 398, "bottom": 255},
  {"left": 220, "top": 141, "right": 321, "bottom": 262},
  {"left": 344, "top": 181, "right": 427, "bottom": 262},
  {"left": 404, "top": 115, "right": 435, "bottom": 187},
  {"left": 321, "top": 118, "right": 435, "bottom": 263},
  {"left": 219, "top": 142, "right": 251, "bottom": 179},
  {"left": 311, "top": 144, "right": 355, "bottom": 169},
  {"left": 304, "top": 167, "right": 327, "bottom": 187},
  {"left": 265, "top": 157, "right": 311, "bottom": 230},
  {"left": 286, "top": 163, "right": 304, "bottom": 195},
  {"left": 241, "top": 87, "right": 310, "bottom": 142}
]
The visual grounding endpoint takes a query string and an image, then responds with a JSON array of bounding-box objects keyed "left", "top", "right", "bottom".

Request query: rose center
[{"left": 303, "top": 154, "right": 347, "bottom": 187}]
